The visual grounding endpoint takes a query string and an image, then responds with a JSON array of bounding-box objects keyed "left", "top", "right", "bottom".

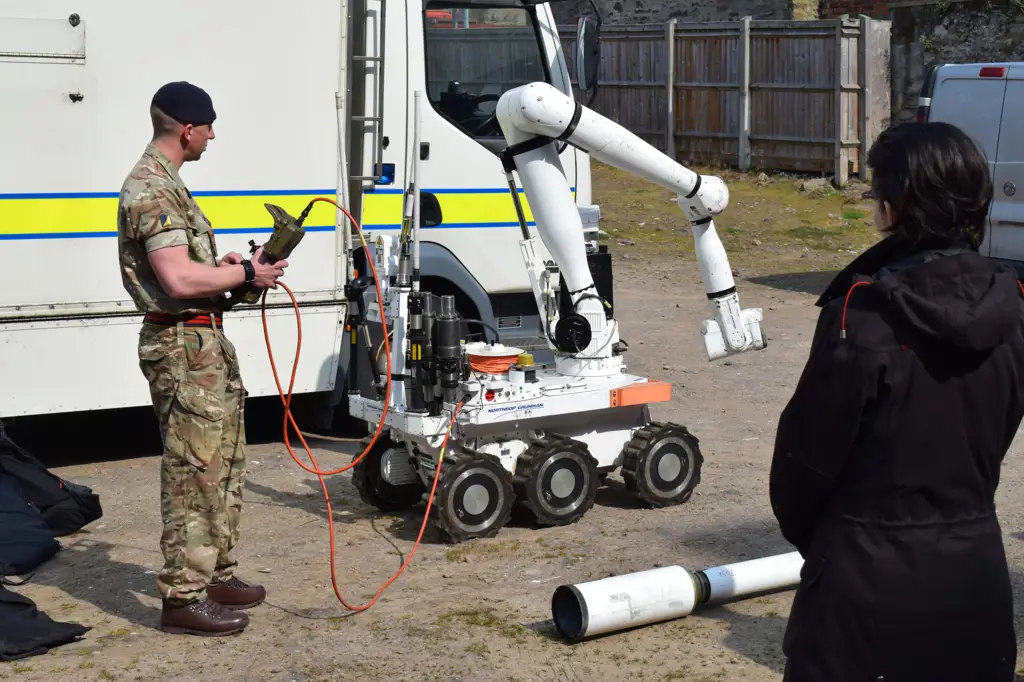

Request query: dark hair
[
  {"left": 150, "top": 104, "right": 180, "bottom": 139},
  {"left": 866, "top": 121, "right": 993, "bottom": 250}
]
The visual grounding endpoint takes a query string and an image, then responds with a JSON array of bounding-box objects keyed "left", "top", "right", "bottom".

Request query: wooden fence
[{"left": 557, "top": 16, "right": 892, "bottom": 186}]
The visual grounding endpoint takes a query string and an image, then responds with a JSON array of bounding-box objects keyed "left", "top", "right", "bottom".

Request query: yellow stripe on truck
[
  {"left": 0, "top": 191, "right": 337, "bottom": 239},
  {"left": 361, "top": 188, "right": 556, "bottom": 229},
  {"left": 0, "top": 187, "right": 573, "bottom": 239}
]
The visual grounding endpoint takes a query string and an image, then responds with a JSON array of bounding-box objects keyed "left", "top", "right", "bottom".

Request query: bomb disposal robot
[{"left": 348, "top": 83, "right": 766, "bottom": 543}]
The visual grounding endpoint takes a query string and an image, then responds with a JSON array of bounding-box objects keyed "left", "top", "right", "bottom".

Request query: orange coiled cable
[
  {"left": 259, "top": 196, "right": 460, "bottom": 612},
  {"left": 467, "top": 354, "right": 520, "bottom": 375}
]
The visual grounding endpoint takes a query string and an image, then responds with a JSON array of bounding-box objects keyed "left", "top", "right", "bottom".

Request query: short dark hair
[
  {"left": 867, "top": 121, "right": 993, "bottom": 250},
  {"left": 150, "top": 104, "right": 180, "bottom": 139}
]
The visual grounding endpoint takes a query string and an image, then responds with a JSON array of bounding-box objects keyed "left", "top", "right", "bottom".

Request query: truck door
[
  {"left": 985, "top": 65, "right": 1024, "bottom": 262},
  {"left": 925, "top": 64, "right": 1008, "bottom": 257},
  {"left": 401, "top": 1, "right": 576, "bottom": 297}
]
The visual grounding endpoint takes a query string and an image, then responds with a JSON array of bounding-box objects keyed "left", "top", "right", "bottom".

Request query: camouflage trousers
[{"left": 138, "top": 320, "right": 247, "bottom": 606}]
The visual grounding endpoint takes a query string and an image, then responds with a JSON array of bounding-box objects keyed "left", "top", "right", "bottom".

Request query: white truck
[{"left": 0, "top": 0, "right": 600, "bottom": 426}]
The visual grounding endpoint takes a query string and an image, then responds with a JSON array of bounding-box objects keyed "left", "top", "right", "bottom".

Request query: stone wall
[
  {"left": 551, "top": 0, "right": 806, "bottom": 26},
  {"left": 890, "top": 0, "right": 1024, "bottom": 123},
  {"left": 818, "top": 0, "right": 890, "bottom": 18}
]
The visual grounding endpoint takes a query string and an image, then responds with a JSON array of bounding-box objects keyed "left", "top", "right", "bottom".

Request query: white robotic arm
[{"left": 495, "top": 82, "right": 765, "bottom": 362}]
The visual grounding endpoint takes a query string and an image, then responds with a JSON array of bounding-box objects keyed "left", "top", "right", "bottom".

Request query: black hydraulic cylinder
[
  {"left": 406, "top": 292, "right": 427, "bottom": 413},
  {"left": 436, "top": 295, "right": 462, "bottom": 404}
]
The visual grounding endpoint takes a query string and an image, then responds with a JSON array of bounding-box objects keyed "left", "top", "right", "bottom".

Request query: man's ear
[{"left": 179, "top": 124, "right": 193, "bottom": 149}]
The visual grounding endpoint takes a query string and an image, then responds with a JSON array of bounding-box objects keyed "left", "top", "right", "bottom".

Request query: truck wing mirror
[{"left": 576, "top": 15, "right": 600, "bottom": 98}]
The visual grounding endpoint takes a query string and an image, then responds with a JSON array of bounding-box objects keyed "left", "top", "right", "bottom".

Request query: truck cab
[
  {"left": 917, "top": 62, "right": 1024, "bottom": 265},
  {"left": 349, "top": 0, "right": 601, "bottom": 358}
]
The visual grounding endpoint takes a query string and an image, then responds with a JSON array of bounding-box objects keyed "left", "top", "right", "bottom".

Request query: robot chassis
[{"left": 347, "top": 83, "right": 766, "bottom": 543}]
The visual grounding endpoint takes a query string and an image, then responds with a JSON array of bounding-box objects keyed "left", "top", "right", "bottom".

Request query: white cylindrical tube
[
  {"left": 412, "top": 90, "right": 422, "bottom": 290},
  {"left": 551, "top": 565, "right": 697, "bottom": 642},
  {"left": 700, "top": 551, "right": 804, "bottom": 606},
  {"left": 550, "top": 551, "right": 804, "bottom": 642}
]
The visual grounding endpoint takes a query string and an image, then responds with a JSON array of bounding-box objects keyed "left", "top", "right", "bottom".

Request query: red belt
[{"left": 144, "top": 312, "right": 224, "bottom": 328}]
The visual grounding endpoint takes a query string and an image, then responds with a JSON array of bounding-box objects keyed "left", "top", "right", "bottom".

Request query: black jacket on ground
[{"left": 770, "top": 234, "right": 1024, "bottom": 681}]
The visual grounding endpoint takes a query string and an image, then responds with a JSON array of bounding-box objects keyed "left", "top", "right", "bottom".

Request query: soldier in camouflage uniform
[{"left": 117, "top": 81, "right": 287, "bottom": 637}]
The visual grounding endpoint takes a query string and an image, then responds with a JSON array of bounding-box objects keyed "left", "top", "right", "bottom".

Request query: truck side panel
[
  {"left": 0, "top": 0, "right": 345, "bottom": 311},
  {"left": 0, "top": 308, "right": 343, "bottom": 418},
  {"left": 0, "top": 0, "right": 347, "bottom": 417}
]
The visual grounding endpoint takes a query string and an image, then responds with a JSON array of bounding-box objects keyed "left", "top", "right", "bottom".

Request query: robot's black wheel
[
  {"left": 352, "top": 436, "right": 426, "bottom": 512},
  {"left": 513, "top": 435, "right": 599, "bottom": 527},
  {"left": 432, "top": 446, "right": 514, "bottom": 544},
  {"left": 621, "top": 422, "right": 703, "bottom": 508}
]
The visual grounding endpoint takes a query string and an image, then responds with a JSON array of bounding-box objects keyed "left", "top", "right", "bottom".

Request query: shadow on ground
[
  {"left": 20, "top": 537, "right": 163, "bottom": 632},
  {"left": 746, "top": 271, "right": 839, "bottom": 297},
  {"left": 241, "top": 471, "right": 653, "bottom": 549}
]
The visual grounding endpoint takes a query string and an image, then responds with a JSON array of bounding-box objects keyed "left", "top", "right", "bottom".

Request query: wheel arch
[
  {"left": 329, "top": 240, "right": 499, "bottom": 410},
  {"left": 416, "top": 241, "right": 498, "bottom": 341}
]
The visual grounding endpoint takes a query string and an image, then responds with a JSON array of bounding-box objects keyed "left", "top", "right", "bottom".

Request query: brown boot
[
  {"left": 208, "top": 576, "right": 266, "bottom": 610},
  {"left": 161, "top": 598, "right": 249, "bottom": 636}
]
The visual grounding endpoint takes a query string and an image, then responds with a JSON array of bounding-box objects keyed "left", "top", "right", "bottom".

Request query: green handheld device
[{"left": 228, "top": 202, "right": 311, "bottom": 306}]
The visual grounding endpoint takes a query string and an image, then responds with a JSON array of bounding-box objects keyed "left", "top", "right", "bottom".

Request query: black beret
[{"left": 151, "top": 81, "right": 217, "bottom": 126}]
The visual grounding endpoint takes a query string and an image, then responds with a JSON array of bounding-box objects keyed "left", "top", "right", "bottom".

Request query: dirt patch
[{"left": 5, "top": 167, "right": 1024, "bottom": 682}]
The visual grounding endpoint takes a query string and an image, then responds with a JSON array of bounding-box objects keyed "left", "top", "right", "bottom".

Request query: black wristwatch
[{"left": 241, "top": 259, "right": 255, "bottom": 283}]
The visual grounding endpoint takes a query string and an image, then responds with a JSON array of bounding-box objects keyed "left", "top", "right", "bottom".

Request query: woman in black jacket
[{"left": 770, "top": 121, "right": 1024, "bottom": 681}]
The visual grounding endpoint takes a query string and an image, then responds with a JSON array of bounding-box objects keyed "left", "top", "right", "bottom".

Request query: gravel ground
[{"left": 4, "top": 248, "right": 1024, "bottom": 682}]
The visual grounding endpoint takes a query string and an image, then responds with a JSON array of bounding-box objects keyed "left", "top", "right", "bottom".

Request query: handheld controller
[{"left": 226, "top": 202, "right": 311, "bottom": 307}]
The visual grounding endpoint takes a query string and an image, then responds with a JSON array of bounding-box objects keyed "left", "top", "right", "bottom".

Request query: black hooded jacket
[{"left": 770, "top": 234, "right": 1024, "bottom": 681}]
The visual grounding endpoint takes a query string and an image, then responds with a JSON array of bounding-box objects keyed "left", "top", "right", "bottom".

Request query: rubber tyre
[
  {"left": 352, "top": 436, "right": 426, "bottom": 512},
  {"left": 512, "top": 435, "right": 599, "bottom": 527},
  {"left": 432, "top": 445, "right": 514, "bottom": 544},
  {"left": 621, "top": 422, "right": 703, "bottom": 508}
]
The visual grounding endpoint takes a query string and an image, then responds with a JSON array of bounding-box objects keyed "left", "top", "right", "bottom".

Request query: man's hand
[
  {"left": 219, "top": 251, "right": 244, "bottom": 266},
  {"left": 251, "top": 246, "right": 289, "bottom": 289}
]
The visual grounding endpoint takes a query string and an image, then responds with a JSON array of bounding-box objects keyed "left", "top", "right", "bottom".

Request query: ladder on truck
[{"left": 338, "top": 0, "right": 390, "bottom": 277}]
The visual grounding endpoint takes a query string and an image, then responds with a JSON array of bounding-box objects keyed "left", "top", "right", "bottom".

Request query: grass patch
[
  {"left": 592, "top": 162, "right": 880, "bottom": 276},
  {"left": 465, "top": 640, "right": 490, "bottom": 655},
  {"left": 436, "top": 607, "right": 532, "bottom": 641}
]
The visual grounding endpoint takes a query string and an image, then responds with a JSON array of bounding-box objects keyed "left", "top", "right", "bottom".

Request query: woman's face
[{"left": 874, "top": 199, "right": 895, "bottom": 233}]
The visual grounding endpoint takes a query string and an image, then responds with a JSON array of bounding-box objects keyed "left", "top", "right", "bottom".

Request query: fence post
[
  {"left": 833, "top": 18, "right": 848, "bottom": 187},
  {"left": 665, "top": 19, "right": 676, "bottom": 159},
  {"left": 738, "top": 16, "right": 751, "bottom": 171},
  {"left": 858, "top": 14, "right": 872, "bottom": 181}
]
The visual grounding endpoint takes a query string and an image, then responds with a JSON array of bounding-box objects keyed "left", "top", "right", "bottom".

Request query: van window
[{"left": 423, "top": 5, "right": 549, "bottom": 148}]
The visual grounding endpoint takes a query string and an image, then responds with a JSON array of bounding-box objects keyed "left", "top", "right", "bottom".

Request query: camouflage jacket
[{"left": 117, "top": 144, "right": 225, "bottom": 315}]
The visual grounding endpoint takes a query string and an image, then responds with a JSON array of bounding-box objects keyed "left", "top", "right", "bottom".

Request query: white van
[{"left": 917, "top": 62, "right": 1024, "bottom": 262}]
